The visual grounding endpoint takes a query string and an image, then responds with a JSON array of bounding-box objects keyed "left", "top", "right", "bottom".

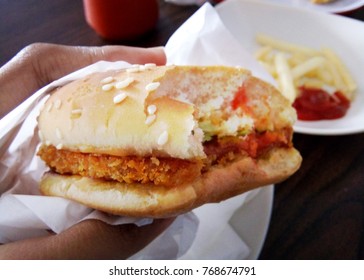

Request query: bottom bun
[{"left": 39, "top": 147, "right": 301, "bottom": 218}]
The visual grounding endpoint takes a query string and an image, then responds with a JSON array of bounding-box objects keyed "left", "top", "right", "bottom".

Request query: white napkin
[
  {"left": 165, "top": 2, "right": 274, "bottom": 83},
  {"left": 0, "top": 3, "right": 272, "bottom": 259},
  {"left": 0, "top": 61, "right": 196, "bottom": 259}
]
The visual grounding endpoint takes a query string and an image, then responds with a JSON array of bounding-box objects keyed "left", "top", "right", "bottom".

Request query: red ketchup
[
  {"left": 231, "top": 85, "right": 253, "bottom": 115},
  {"left": 293, "top": 87, "right": 350, "bottom": 121},
  {"left": 232, "top": 86, "right": 248, "bottom": 110}
]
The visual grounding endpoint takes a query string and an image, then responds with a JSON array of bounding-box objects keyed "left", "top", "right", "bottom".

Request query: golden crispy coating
[
  {"left": 38, "top": 129, "right": 292, "bottom": 188},
  {"left": 37, "top": 145, "right": 203, "bottom": 187}
]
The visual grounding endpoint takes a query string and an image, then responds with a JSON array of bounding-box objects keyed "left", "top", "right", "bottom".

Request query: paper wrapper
[{"left": 0, "top": 3, "right": 272, "bottom": 259}]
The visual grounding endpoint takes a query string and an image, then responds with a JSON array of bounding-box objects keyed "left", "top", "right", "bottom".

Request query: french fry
[
  {"left": 254, "top": 33, "right": 357, "bottom": 102},
  {"left": 274, "top": 52, "right": 296, "bottom": 103},
  {"left": 315, "top": 65, "right": 333, "bottom": 85},
  {"left": 324, "top": 58, "right": 347, "bottom": 93},
  {"left": 289, "top": 52, "right": 308, "bottom": 67},
  {"left": 291, "top": 56, "right": 325, "bottom": 79},
  {"left": 256, "top": 34, "right": 318, "bottom": 56},
  {"left": 321, "top": 48, "right": 357, "bottom": 98},
  {"left": 296, "top": 77, "right": 325, "bottom": 89},
  {"left": 254, "top": 45, "right": 273, "bottom": 61}
]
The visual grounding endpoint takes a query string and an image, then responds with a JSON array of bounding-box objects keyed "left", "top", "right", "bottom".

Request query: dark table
[{"left": 1, "top": 0, "right": 363, "bottom": 259}]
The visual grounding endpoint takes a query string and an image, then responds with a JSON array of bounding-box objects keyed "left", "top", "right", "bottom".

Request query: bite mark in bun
[{"left": 37, "top": 65, "right": 302, "bottom": 218}]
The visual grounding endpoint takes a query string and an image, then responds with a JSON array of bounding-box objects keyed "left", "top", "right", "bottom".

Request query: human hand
[
  {"left": 0, "top": 218, "right": 175, "bottom": 259},
  {"left": 0, "top": 43, "right": 173, "bottom": 259},
  {"left": 0, "top": 43, "right": 166, "bottom": 118},
  {"left": 0, "top": 218, "right": 174, "bottom": 260}
]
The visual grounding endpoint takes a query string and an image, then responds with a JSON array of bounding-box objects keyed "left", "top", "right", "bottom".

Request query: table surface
[{"left": 1, "top": 0, "right": 363, "bottom": 260}]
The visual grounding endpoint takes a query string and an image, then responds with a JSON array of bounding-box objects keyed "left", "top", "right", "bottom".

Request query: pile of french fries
[{"left": 254, "top": 34, "right": 357, "bottom": 103}]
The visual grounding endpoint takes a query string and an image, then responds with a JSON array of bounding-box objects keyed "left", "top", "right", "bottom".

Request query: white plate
[
  {"left": 216, "top": 0, "right": 364, "bottom": 136},
  {"left": 259, "top": 0, "right": 364, "bottom": 14}
]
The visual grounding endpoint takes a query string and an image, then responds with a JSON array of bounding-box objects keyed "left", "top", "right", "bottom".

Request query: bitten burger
[{"left": 37, "top": 65, "right": 302, "bottom": 218}]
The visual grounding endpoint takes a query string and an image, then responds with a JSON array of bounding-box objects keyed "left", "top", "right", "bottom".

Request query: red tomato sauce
[
  {"left": 239, "top": 129, "right": 292, "bottom": 158},
  {"left": 293, "top": 87, "right": 350, "bottom": 121},
  {"left": 231, "top": 85, "right": 254, "bottom": 116},
  {"left": 232, "top": 86, "right": 248, "bottom": 110},
  {"left": 203, "top": 128, "right": 292, "bottom": 160}
]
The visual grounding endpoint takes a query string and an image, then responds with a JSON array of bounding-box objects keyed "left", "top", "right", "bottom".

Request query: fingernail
[{"left": 149, "top": 46, "right": 166, "bottom": 65}]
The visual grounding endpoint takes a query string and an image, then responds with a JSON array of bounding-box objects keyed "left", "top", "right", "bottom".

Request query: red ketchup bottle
[{"left": 83, "top": 0, "right": 159, "bottom": 41}]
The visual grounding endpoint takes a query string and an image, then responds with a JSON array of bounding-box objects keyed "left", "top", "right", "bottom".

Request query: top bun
[{"left": 38, "top": 65, "right": 296, "bottom": 160}]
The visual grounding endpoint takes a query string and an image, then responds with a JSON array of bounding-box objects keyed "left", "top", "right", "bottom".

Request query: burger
[{"left": 37, "top": 64, "right": 302, "bottom": 218}]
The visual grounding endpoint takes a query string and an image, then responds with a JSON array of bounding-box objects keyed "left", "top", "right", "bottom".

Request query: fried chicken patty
[
  {"left": 38, "top": 145, "right": 203, "bottom": 187},
  {"left": 38, "top": 129, "right": 292, "bottom": 187}
]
